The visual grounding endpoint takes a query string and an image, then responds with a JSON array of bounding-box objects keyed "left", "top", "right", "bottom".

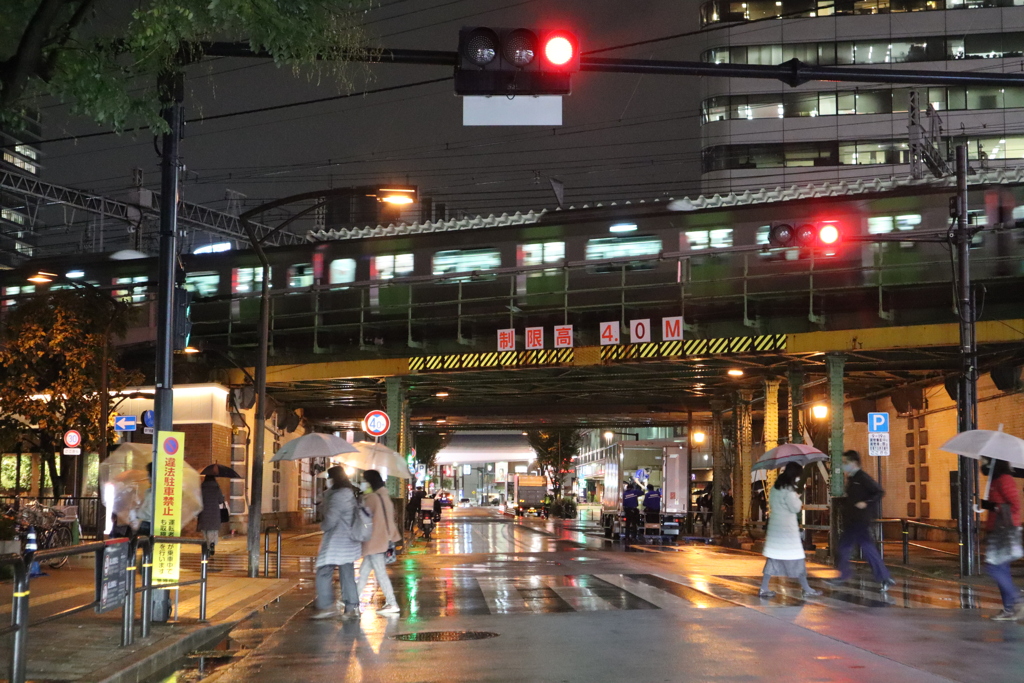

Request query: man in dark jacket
[
  {"left": 623, "top": 483, "right": 641, "bottom": 540},
  {"left": 831, "top": 450, "right": 895, "bottom": 590}
]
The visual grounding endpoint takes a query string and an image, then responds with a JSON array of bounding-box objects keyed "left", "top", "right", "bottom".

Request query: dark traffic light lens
[
  {"left": 795, "top": 223, "right": 816, "bottom": 246},
  {"left": 503, "top": 29, "right": 537, "bottom": 67},
  {"left": 463, "top": 29, "right": 499, "bottom": 66},
  {"left": 768, "top": 223, "right": 794, "bottom": 247}
]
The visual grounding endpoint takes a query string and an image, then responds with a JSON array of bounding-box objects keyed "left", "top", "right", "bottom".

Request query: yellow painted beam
[
  {"left": 787, "top": 319, "right": 1024, "bottom": 354},
  {"left": 226, "top": 357, "right": 411, "bottom": 385}
]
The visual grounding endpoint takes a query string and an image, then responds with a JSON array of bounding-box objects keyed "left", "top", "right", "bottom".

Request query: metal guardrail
[
  {"left": 877, "top": 518, "right": 960, "bottom": 565},
  {"left": 0, "top": 535, "right": 211, "bottom": 683},
  {"left": 263, "top": 526, "right": 282, "bottom": 578}
]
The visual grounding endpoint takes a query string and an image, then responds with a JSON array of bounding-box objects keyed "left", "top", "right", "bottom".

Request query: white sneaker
[{"left": 377, "top": 604, "right": 401, "bottom": 614}]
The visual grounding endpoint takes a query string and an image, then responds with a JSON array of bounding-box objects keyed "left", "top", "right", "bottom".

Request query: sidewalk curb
[{"left": 90, "top": 621, "right": 236, "bottom": 683}]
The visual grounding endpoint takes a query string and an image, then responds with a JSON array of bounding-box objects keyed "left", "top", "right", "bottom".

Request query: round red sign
[
  {"left": 363, "top": 410, "right": 390, "bottom": 438},
  {"left": 63, "top": 430, "right": 81, "bottom": 448}
]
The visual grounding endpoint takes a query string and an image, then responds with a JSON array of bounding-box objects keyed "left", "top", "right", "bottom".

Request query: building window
[
  {"left": 288, "top": 263, "right": 314, "bottom": 288},
  {"left": 700, "top": 1, "right": 1013, "bottom": 28},
  {"left": 372, "top": 254, "right": 414, "bottom": 280},
  {"left": 684, "top": 229, "right": 733, "bottom": 250},
  {"left": 585, "top": 236, "right": 662, "bottom": 260},
  {"left": 702, "top": 139, "right": 927, "bottom": 172},
  {"left": 232, "top": 267, "right": 270, "bottom": 294},
  {"left": 433, "top": 248, "right": 502, "bottom": 279},
  {"left": 3, "top": 151, "right": 38, "bottom": 174},
  {"left": 1, "top": 208, "right": 26, "bottom": 226},
  {"left": 184, "top": 271, "right": 220, "bottom": 297},
  {"left": 329, "top": 258, "right": 356, "bottom": 285}
]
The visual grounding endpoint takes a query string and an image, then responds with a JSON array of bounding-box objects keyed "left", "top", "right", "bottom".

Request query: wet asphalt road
[{"left": 198, "top": 507, "right": 1024, "bottom": 683}]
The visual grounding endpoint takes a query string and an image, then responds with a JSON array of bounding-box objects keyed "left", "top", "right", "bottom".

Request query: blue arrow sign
[
  {"left": 142, "top": 410, "right": 155, "bottom": 428},
  {"left": 114, "top": 415, "right": 137, "bottom": 432}
]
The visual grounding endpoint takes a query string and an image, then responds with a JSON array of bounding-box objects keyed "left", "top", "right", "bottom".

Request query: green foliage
[
  {"left": 526, "top": 429, "right": 583, "bottom": 492},
  {"left": 1, "top": 0, "right": 376, "bottom": 132},
  {"left": 413, "top": 431, "right": 452, "bottom": 470},
  {"left": 549, "top": 497, "right": 578, "bottom": 520},
  {"left": 0, "top": 289, "right": 141, "bottom": 496},
  {"left": 0, "top": 454, "right": 32, "bottom": 492}
]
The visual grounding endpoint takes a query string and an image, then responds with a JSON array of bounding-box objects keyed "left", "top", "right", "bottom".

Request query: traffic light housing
[
  {"left": 455, "top": 27, "right": 580, "bottom": 96},
  {"left": 173, "top": 286, "right": 192, "bottom": 351},
  {"left": 767, "top": 222, "right": 842, "bottom": 249}
]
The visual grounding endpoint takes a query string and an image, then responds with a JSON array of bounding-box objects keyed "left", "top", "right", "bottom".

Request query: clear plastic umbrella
[
  {"left": 101, "top": 443, "right": 202, "bottom": 529},
  {"left": 940, "top": 426, "right": 1024, "bottom": 467},
  {"left": 752, "top": 443, "right": 828, "bottom": 471},
  {"left": 270, "top": 432, "right": 358, "bottom": 462},
  {"left": 342, "top": 441, "right": 411, "bottom": 480}
]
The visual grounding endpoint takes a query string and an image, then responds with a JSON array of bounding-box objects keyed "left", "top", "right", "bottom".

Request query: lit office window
[
  {"left": 329, "top": 259, "right": 356, "bottom": 285},
  {"left": 232, "top": 267, "right": 270, "bottom": 294},
  {"left": 184, "top": 271, "right": 220, "bottom": 297},
  {"left": 288, "top": 263, "right": 314, "bottom": 288},
  {"left": 372, "top": 254, "right": 414, "bottom": 280},
  {"left": 585, "top": 236, "right": 662, "bottom": 260},
  {"left": 1, "top": 208, "right": 26, "bottom": 225}
]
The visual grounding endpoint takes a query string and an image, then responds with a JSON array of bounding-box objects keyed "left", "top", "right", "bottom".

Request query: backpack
[{"left": 348, "top": 493, "right": 374, "bottom": 543}]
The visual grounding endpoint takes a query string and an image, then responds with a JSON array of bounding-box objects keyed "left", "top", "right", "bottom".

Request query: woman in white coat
[
  {"left": 313, "top": 466, "right": 364, "bottom": 619},
  {"left": 759, "top": 462, "right": 821, "bottom": 598}
]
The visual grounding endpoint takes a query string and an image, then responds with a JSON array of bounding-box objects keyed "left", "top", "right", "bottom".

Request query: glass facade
[
  {"left": 700, "top": 0, "right": 1022, "bottom": 27},
  {"left": 702, "top": 32, "right": 1024, "bottom": 65}
]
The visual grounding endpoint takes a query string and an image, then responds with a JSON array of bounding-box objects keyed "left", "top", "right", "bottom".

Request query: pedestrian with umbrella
[
  {"left": 829, "top": 450, "right": 895, "bottom": 591},
  {"left": 759, "top": 462, "right": 821, "bottom": 598},
  {"left": 198, "top": 464, "right": 239, "bottom": 557},
  {"left": 941, "top": 426, "right": 1024, "bottom": 621},
  {"left": 313, "top": 466, "right": 363, "bottom": 620}
]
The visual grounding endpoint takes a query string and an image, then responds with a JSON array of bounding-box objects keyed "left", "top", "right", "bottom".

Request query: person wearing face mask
[
  {"left": 830, "top": 450, "right": 895, "bottom": 591},
  {"left": 759, "top": 463, "right": 821, "bottom": 598}
]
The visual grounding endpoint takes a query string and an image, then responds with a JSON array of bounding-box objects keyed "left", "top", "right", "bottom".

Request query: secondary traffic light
[
  {"left": 173, "top": 286, "right": 192, "bottom": 351},
  {"left": 767, "top": 222, "right": 842, "bottom": 249},
  {"left": 455, "top": 27, "right": 580, "bottom": 96}
]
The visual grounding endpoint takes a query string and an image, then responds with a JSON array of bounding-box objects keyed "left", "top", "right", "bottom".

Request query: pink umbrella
[{"left": 751, "top": 443, "right": 827, "bottom": 471}]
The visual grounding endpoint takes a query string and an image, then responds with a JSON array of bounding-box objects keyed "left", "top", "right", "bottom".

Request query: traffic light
[
  {"left": 173, "top": 286, "right": 192, "bottom": 351},
  {"left": 455, "top": 27, "right": 580, "bottom": 96},
  {"left": 767, "top": 222, "right": 842, "bottom": 249}
]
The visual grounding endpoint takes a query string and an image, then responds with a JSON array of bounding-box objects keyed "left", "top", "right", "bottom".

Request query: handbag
[
  {"left": 985, "top": 502, "right": 1024, "bottom": 565},
  {"left": 381, "top": 491, "right": 399, "bottom": 565},
  {"left": 348, "top": 493, "right": 374, "bottom": 543},
  {"left": 219, "top": 501, "right": 230, "bottom": 524}
]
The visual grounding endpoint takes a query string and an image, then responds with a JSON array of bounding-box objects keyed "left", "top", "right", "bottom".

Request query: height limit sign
[{"left": 867, "top": 412, "right": 890, "bottom": 457}]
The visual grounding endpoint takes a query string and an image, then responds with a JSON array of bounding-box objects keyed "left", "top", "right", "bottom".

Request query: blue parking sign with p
[{"left": 868, "top": 412, "right": 889, "bottom": 433}]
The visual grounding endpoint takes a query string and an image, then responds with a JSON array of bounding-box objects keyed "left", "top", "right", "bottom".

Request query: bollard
[
  {"left": 199, "top": 542, "right": 209, "bottom": 622},
  {"left": 902, "top": 519, "right": 910, "bottom": 565},
  {"left": 263, "top": 526, "right": 282, "bottom": 578},
  {"left": 121, "top": 540, "right": 139, "bottom": 647},
  {"left": 9, "top": 559, "right": 29, "bottom": 683},
  {"left": 140, "top": 541, "right": 153, "bottom": 638}
]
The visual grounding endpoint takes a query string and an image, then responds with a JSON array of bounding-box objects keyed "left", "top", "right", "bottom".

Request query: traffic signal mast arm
[{"left": 201, "top": 42, "right": 1024, "bottom": 89}]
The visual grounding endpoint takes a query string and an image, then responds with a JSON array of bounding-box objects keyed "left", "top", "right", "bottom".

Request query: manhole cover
[{"left": 392, "top": 631, "right": 499, "bottom": 642}]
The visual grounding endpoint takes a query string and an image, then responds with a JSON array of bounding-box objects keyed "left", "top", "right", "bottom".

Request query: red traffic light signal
[
  {"left": 767, "top": 222, "right": 842, "bottom": 248},
  {"left": 456, "top": 27, "right": 580, "bottom": 96}
]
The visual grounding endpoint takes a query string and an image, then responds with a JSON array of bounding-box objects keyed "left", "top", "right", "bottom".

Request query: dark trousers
[
  {"left": 624, "top": 508, "right": 641, "bottom": 538},
  {"left": 837, "top": 523, "right": 891, "bottom": 583},
  {"left": 986, "top": 561, "right": 1018, "bottom": 610}
]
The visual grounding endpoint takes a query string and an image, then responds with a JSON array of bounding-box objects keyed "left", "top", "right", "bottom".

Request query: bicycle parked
[{"left": 2, "top": 501, "right": 75, "bottom": 568}]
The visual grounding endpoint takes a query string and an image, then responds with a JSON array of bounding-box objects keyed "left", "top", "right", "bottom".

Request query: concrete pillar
[
  {"left": 735, "top": 389, "right": 754, "bottom": 534},
  {"left": 826, "top": 353, "right": 846, "bottom": 498},
  {"left": 787, "top": 367, "right": 804, "bottom": 445},
  {"left": 763, "top": 378, "right": 781, "bottom": 452},
  {"left": 385, "top": 377, "right": 405, "bottom": 455},
  {"left": 710, "top": 399, "right": 726, "bottom": 537}
]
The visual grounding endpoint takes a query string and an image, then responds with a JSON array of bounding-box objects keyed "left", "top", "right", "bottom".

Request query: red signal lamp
[
  {"left": 544, "top": 34, "right": 576, "bottom": 67},
  {"left": 819, "top": 223, "right": 840, "bottom": 245}
]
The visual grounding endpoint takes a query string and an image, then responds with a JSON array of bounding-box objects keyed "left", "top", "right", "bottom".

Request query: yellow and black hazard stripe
[
  {"left": 753, "top": 334, "right": 787, "bottom": 352},
  {"left": 636, "top": 343, "right": 660, "bottom": 359},
  {"left": 409, "top": 357, "right": 425, "bottom": 372},
  {"left": 424, "top": 356, "right": 444, "bottom": 371},
  {"left": 684, "top": 339, "right": 708, "bottom": 355},
  {"left": 660, "top": 340, "right": 683, "bottom": 357},
  {"left": 478, "top": 352, "right": 500, "bottom": 368},
  {"left": 499, "top": 351, "right": 518, "bottom": 367},
  {"left": 443, "top": 354, "right": 463, "bottom": 370},
  {"left": 729, "top": 337, "right": 753, "bottom": 353},
  {"left": 461, "top": 354, "right": 482, "bottom": 369},
  {"left": 601, "top": 345, "right": 635, "bottom": 361},
  {"left": 555, "top": 348, "right": 574, "bottom": 364},
  {"left": 706, "top": 338, "right": 730, "bottom": 355}
]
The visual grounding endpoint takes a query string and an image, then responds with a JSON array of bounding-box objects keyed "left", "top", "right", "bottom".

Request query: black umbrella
[{"left": 201, "top": 464, "right": 242, "bottom": 478}]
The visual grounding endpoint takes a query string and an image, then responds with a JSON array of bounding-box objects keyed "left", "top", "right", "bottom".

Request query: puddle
[{"left": 150, "top": 637, "right": 251, "bottom": 682}]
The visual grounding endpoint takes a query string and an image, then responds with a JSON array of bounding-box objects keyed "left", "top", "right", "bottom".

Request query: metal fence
[{"left": 0, "top": 496, "right": 101, "bottom": 539}]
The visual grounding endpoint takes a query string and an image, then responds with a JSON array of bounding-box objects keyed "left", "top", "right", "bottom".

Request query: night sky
[{"left": 39, "top": 1, "right": 702, "bottom": 224}]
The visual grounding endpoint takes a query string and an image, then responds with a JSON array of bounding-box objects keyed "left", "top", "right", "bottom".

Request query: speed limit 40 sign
[{"left": 363, "top": 410, "right": 390, "bottom": 438}]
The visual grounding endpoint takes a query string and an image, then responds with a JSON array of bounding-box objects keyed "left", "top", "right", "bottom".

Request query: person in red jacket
[{"left": 981, "top": 457, "right": 1023, "bottom": 621}]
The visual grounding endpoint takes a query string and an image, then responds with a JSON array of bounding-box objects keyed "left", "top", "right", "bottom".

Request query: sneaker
[
  {"left": 803, "top": 588, "right": 822, "bottom": 597},
  {"left": 991, "top": 608, "right": 1018, "bottom": 621},
  {"left": 311, "top": 609, "right": 338, "bottom": 620},
  {"left": 880, "top": 579, "right": 897, "bottom": 592},
  {"left": 378, "top": 604, "right": 401, "bottom": 614},
  {"left": 758, "top": 590, "right": 777, "bottom": 598}
]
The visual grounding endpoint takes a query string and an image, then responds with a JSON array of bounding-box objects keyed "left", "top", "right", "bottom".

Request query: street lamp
[
  {"left": 812, "top": 404, "right": 829, "bottom": 420},
  {"left": 691, "top": 430, "right": 707, "bottom": 445}
]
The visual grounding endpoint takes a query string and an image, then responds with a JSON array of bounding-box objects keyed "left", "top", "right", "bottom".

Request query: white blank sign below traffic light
[{"left": 463, "top": 96, "right": 562, "bottom": 126}]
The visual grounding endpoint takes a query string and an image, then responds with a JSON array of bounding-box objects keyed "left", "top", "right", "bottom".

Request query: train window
[
  {"left": 329, "top": 259, "right": 356, "bottom": 285},
  {"left": 520, "top": 242, "right": 564, "bottom": 267},
  {"left": 372, "top": 254, "right": 413, "bottom": 280},
  {"left": 288, "top": 263, "right": 314, "bottom": 288},
  {"left": 233, "top": 267, "right": 270, "bottom": 294},
  {"left": 193, "top": 242, "right": 231, "bottom": 254},
  {"left": 684, "top": 229, "right": 732, "bottom": 251},
  {"left": 585, "top": 236, "right": 662, "bottom": 261},
  {"left": 2, "top": 285, "right": 34, "bottom": 309},
  {"left": 869, "top": 214, "right": 921, "bottom": 234},
  {"left": 185, "top": 271, "right": 220, "bottom": 297},
  {"left": 113, "top": 276, "right": 148, "bottom": 303},
  {"left": 433, "top": 248, "right": 501, "bottom": 280}
]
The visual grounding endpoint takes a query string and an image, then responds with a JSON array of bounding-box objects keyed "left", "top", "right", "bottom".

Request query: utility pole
[
  {"left": 953, "top": 144, "right": 980, "bottom": 576},
  {"left": 151, "top": 70, "right": 183, "bottom": 622}
]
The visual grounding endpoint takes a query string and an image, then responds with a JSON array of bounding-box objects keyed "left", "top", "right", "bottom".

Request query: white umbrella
[
  {"left": 270, "top": 432, "right": 358, "bottom": 462},
  {"left": 331, "top": 441, "right": 411, "bottom": 480},
  {"left": 940, "top": 426, "right": 1024, "bottom": 467}
]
